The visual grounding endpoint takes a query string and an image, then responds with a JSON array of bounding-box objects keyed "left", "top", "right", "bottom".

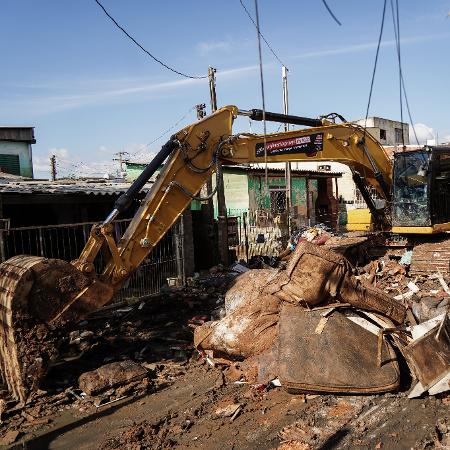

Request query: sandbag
[
  {"left": 273, "top": 242, "right": 406, "bottom": 323},
  {"left": 339, "top": 275, "right": 406, "bottom": 324}
]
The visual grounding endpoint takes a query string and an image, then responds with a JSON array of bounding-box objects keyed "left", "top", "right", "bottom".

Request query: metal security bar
[{"left": 0, "top": 219, "right": 180, "bottom": 302}]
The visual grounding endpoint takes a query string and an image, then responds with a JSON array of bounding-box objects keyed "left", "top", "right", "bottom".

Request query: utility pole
[
  {"left": 208, "top": 67, "right": 218, "bottom": 111},
  {"left": 197, "top": 100, "right": 216, "bottom": 267},
  {"left": 208, "top": 66, "right": 228, "bottom": 266},
  {"left": 113, "top": 151, "right": 130, "bottom": 176},
  {"left": 282, "top": 66, "right": 292, "bottom": 234},
  {"left": 50, "top": 155, "right": 57, "bottom": 181}
]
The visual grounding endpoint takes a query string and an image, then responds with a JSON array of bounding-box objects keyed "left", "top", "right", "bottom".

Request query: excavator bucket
[{"left": 0, "top": 255, "right": 113, "bottom": 402}]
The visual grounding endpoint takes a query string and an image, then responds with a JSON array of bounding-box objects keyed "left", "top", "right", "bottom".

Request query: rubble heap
[{"left": 195, "top": 240, "right": 450, "bottom": 399}]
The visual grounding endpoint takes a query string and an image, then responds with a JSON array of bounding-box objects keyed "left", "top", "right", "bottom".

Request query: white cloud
[
  {"left": 49, "top": 147, "right": 70, "bottom": 159},
  {"left": 3, "top": 31, "right": 447, "bottom": 119},
  {"left": 33, "top": 148, "right": 71, "bottom": 176},
  {"left": 0, "top": 64, "right": 259, "bottom": 117},
  {"left": 292, "top": 33, "right": 450, "bottom": 60},
  {"left": 33, "top": 143, "right": 162, "bottom": 179},
  {"left": 197, "top": 40, "right": 232, "bottom": 55},
  {"left": 410, "top": 123, "right": 435, "bottom": 145},
  {"left": 32, "top": 155, "right": 51, "bottom": 173}
]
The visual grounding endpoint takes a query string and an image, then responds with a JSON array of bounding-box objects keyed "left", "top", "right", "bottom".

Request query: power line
[
  {"left": 321, "top": 0, "right": 342, "bottom": 26},
  {"left": 254, "top": 0, "right": 269, "bottom": 185},
  {"left": 390, "top": 0, "right": 419, "bottom": 146},
  {"left": 129, "top": 106, "right": 196, "bottom": 158},
  {"left": 93, "top": 0, "right": 207, "bottom": 80},
  {"left": 393, "top": 0, "right": 405, "bottom": 147},
  {"left": 364, "top": 0, "right": 387, "bottom": 133},
  {"left": 239, "top": 0, "right": 286, "bottom": 67}
]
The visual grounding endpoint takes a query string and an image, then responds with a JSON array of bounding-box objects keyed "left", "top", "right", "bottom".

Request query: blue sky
[{"left": 1, "top": 0, "right": 449, "bottom": 178}]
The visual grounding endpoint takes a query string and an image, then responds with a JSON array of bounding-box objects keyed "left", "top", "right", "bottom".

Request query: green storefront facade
[{"left": 126, "top": 162, "right": 341, "bottom": 225}]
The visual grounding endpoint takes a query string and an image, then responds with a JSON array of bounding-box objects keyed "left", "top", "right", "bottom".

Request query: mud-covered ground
[
  {"left": 5, "top": 358, "right": 449, "bottom": 450},
  {"left": 1, "top": 269, "right": 449, "bottom": 449}
]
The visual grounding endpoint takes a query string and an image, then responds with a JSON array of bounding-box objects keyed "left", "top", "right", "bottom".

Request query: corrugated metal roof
[
  {"left": 0, "top": 180, "right": 153, "bottom": 195},
  {"left": 0, "top": 127, "right": 36, "bottom": 143}
]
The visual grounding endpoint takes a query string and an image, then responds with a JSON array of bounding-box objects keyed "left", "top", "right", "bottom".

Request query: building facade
[
  {"left": 353, "top": 117, "right": 409, "bottom": 146},
  {"left": 211, "top": 166, "right": 341, "bottom": 227},
  {"left": 0, "top": 127, "right": 35, "bottom": 178}
]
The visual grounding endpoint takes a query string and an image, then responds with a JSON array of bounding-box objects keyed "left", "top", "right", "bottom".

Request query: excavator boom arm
[{"left": 77, "top": 105, "right": 392, "bottom": 289}]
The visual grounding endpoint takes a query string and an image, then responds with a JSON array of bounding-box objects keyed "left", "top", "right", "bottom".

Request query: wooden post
[
  {"left": 216, "top": 162, "right": 229, "bottom": 266},
  {"left": 181, "top": 210, "right": 195, "bottom": 278},
  {"left": 174, "top": 216, "right": 184, "bottom": 285},
  {"left": 196, "top": 101, "right": 217, "bottom": 265},
  {"left": 243, "top": 211, "right": 249, "bottom": 263}
]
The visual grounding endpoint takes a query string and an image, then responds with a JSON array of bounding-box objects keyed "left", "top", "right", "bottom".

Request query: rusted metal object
[{"left": 278, "top": 305, "right": 400, "bottom": 394}]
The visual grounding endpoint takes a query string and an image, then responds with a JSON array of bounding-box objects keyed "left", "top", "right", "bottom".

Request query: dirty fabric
[{"left": 278, "top": 305, "right": 400, "bottom": 394}]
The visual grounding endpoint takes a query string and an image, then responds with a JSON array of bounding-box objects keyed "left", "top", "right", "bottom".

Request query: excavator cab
[{"left": 391, "top": 147, "right": 450, "bottom": 233}]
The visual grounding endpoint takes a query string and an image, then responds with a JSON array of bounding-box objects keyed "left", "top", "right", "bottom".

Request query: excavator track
[{"left": 0, "top": 256, "right": 113, "bottom": 402}]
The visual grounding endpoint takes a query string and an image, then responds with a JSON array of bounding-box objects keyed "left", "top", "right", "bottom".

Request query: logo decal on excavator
[{"left": 255, "top": 133, "right": 323, "bottom": 157}]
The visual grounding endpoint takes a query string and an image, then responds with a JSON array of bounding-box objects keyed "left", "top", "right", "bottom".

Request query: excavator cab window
[
  {"left": 430, "top": 147, "right": 450, "bottom": 225},
  {"left": 392, "top": 150, "right": 431, "bottom": 227}
]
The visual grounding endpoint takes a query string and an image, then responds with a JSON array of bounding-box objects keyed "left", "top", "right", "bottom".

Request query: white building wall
[{"left": 354, "top": 117, "right": 409, "bottom": 146}]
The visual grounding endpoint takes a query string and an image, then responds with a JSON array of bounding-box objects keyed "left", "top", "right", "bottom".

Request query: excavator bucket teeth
[{"left": 0, "top": 255, "right": 113, "bottom": 402}]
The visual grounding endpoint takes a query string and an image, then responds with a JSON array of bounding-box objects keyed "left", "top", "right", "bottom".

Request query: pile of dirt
[
  {"left": 97, "top": 364, "right": 450, "bottom": 450},
  {"left": 0, "top": 272, "right": 231, "bottom": 444}
]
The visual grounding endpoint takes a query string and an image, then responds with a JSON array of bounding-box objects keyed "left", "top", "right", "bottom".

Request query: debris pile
[
  {"left": 358, "top": 254, "right": 450, "bottom": 322},
  {"left": 194, "top": 240, "right": 450, "bottom": 399},
  {"left": 0, "top": 236, "right": 449, "bottom": 448},
  {"left": 0, "top": 273, "right": 231, "bottom": 444}
]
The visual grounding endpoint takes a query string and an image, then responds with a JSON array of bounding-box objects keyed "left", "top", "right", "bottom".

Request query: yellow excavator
[{"left": 1, "top": 105, "right": 450, "bottom": 401}]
